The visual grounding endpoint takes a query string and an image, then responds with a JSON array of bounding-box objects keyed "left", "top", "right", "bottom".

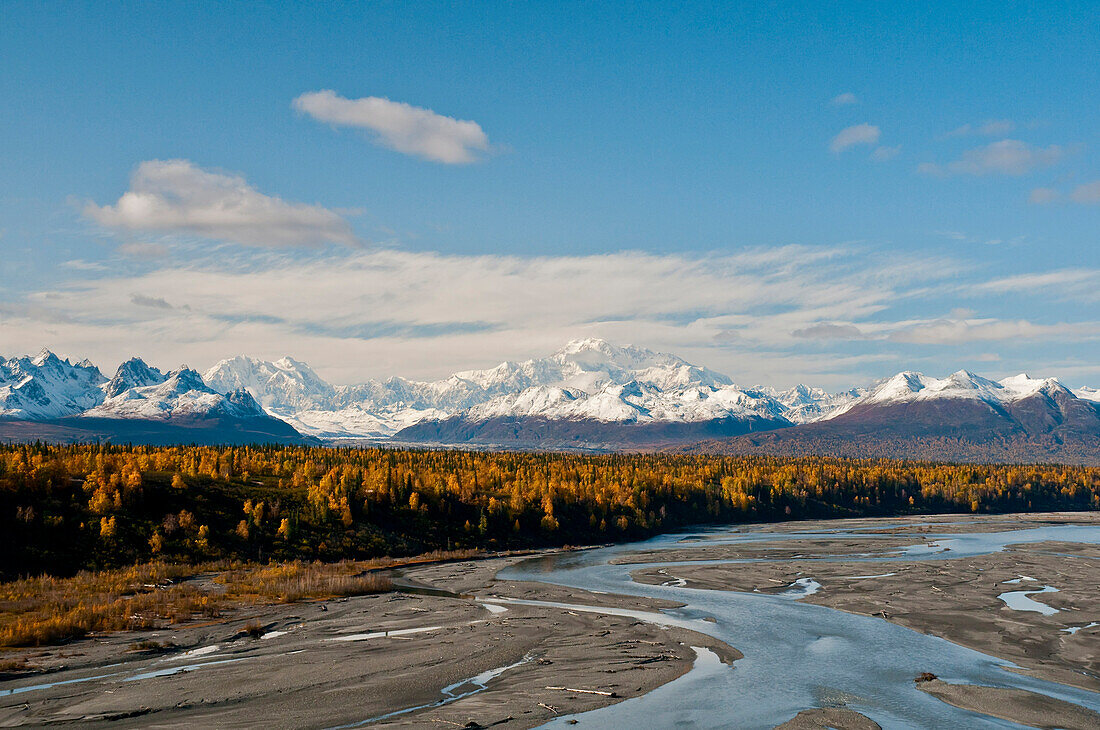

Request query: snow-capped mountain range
[
  {"left": 0, "top": 350, "right": 265, "bottom": 421},
  {"left": 688, "top": 366, "right": 1100, "bottom": 464},
  {"left": 1, "top": 340, "right": 1097, "bottom": 453},
  {"left": 830, "top": 370, "right": 1081, "bottom": 417},
  {"left": 201, "top": 339, "right": 832, "bottom": 439}
]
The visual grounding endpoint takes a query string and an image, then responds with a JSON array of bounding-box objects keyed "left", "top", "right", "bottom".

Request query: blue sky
[{"left": 1, "top": 1, "right": 1098, "bottom": 388}]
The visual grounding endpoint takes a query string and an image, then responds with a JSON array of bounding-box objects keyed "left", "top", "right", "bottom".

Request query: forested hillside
[{"left": 2, "top": 443, "right": 1098, "bottom": 578}]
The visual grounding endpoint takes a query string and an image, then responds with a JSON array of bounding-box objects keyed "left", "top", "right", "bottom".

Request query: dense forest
[{"left": 2, "top": 443, "right": 1098, "bottom": 579}]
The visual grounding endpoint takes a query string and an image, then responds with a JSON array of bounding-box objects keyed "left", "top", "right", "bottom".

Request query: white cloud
[
  {"left": 293, "top": 90, "right": 491, "bottom": 164},
  {"left": 117, "top": 241, "right": 170, "bottom": 259},
  {"left": 944, "top": 119, "right": 1015, "bottom": 138},
  {"left": 978, "top": 119, "right": 1015, "bottom": 135},
  {"left": 934, "top": 230, "right": 1022, "bottom": 247},
  {"left": 943, "top": 124, "right": 974, "bottom": 138},
  {"left": 60, "top": 260, "right": 108, "bottom": 271},
  {"left": 977, "top": 269, "right": 1100, "bottom": 302},
  {"left": 10, "top": 243, "right": 1099, "bottom": 388},
  {"left": 85, "top": 160, "right": 357, "bottom": 248},
  {"left": 830, "top": 92, "right": 858, "bottom": 106},
  {"left": 871, "top": 145, "right": 901, "bottom": 161},
  {"left": 2, "top": 245, "right": 962, "bottom": 385},
  {"left": 918, "top": 139, "right": 1063, "bottom": 176},
  {"left": 792, "top": 323, "right": 864, "bottom": 339},
  {"left": 886, "top": 318, "right": 1099, "bottom": 345},
  {"left": 830, "top": 124, "right": 880, "bottom": 153},
  {"left": 1029, "top": 187, "right": 1060, "bottom": 204},
  {"left": 1070, "top": 180, "right": 1100, "bottom": 204},
  {"left": 783, "top": 311, "right": 1100, "bottom": 347}
]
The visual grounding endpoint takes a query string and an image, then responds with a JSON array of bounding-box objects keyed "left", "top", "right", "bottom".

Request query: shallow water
[
  {"left": 997, "top": 585, "right": 1060, "bottom": 615},
  {"left": 782, "top": 577, "right": 822, "bottom": 597},
  {"left": 541, "top": 647, "right": 725, "bottom": 729},
  {"left": 327, "top": 625, "right": 443, "bottom": 643},
  {"left": 496, "top": 520, "right": 1100, "bottom": 729},
  {"left": 0, "top": 655, "right": 245, "bottom": 697},
  {"left": 327, "top": 653, "right": 534, "bottom": 729},
  {"left": 1062, "top": 622, "right": 1099, "bottom": 635}
]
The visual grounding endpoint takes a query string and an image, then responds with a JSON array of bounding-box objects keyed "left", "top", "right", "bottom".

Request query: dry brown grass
[
  {"left": 217, "top": 560, "right": 393, "bottom": 603},
  {"left": 0, "top": 563, "right": 220, "bottom": 647},
  {"left": 214, "top": 549, "right": 482, "bottom": 603},
  {"left": 128, "top": 639, "right": 176, "bottom": 653},
  {"left": 358, "top": 548, "right": 484, "bottom": 570},
  {"left": 0, "top": 656, "right": 30, "bottom": 674},
  {"left": 240, "top": 620, "right": 266, "bottom": 638},
  {"left": 0, "top": 548, "right": 486, "bottom": 648}
]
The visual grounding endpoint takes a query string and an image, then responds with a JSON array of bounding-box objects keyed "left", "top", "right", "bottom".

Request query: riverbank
[
  {"left": 0, "top": 553, "right": 733, "bottom": 728},
  {"left": 3, "top": 512, "right": 1099, "bottom": 728}
]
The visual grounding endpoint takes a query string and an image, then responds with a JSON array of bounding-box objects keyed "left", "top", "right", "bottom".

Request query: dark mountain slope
[{"left": 680, "top": 393, "right": 1100, "bottom": 465}]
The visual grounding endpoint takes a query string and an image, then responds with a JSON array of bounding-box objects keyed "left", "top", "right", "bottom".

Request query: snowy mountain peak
[
  {"left": 753, "top": 383, "right": 864, "bottom": 424},
  {"left": 224, "top": 388, "right": 265, "bottom": 415},
  {"left": 997, "top": 373, "right": 1068, "bottom": 400},
  {"left": 274, "top": 355, "right": 310, "bottom": 371},
  {"left": 828, "top": 368, "right": 1083, "bottom": 421},
  {"left": 779, "top": 384, "right": 829, "bottom": 406},
  {"left": 167, "top": 367, "right": 207, "bottom": 390},
  {"left": 203, "top": 355, "right": 336, "bottom": 414},
  {"left": 556, "top": 338, "right": 620, "bottom": 356},
  {"left": 31, "top": 348, "right": 59, "bottom": 367},
  {"left": 552, "top": 338, "right": 688, "bottom": 370},
  {"left": 104, "top": 357, "right": 166, "bottom": 397},
  {"left": 865, "top": 371, "right": 930, "bottom": 401},
  {"left": 88, "top": 365, "right": 267, "bottom": 421},
  {"left": 0, "top": 349, "right": 107, "bottom": 419}
]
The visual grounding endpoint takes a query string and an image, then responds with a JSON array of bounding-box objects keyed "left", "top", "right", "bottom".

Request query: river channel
[{"left": 495, "top": 522, "right": 1100, "bottom": 728}]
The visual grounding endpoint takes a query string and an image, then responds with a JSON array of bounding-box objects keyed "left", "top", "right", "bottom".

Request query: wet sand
[
  {"left": 917, "top": 678, "right": 1100, "bottom": 730},
  {"left": 0, "top": 555, "right": 731, "bottom": 729},
  {"left": 775, "top": 707, "right": 881, "bottom": 729}
]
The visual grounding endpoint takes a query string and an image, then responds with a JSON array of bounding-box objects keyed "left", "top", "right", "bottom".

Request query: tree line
[{"left": 2, "top": 443, "right": 1097, "bottom": 578}]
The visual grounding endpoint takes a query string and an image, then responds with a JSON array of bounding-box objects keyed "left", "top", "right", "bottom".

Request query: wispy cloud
[
  {"left": 784, "top": 313, "right": 1100, "bottom": 347},
  {"left": 9, "top": 243, "right": 1099, "bottom": 387},
  {"left": 293, "top": 90, "right": 491, "bottom": 164},
  {"left": 933, "top": 230, "right": 1012, "bottom": 246},
  {"left": 977, "top": 269, "right": 1100, "bottom": 302},
  {"left": 130, "top": 294, "right": 173, "bottom": 309},
  {"left": 1029, "top": 187, "right": 1060, "bottom": 204},
  {"left": 85, "top": 160, "right": 357, "bottom": 248},
  {"left": 886, "top": 317, "right": 1100, "bottom": 345},
  {"left": 61, "top": 259, "right": 108, "bottom": 271},
  {"left": 918, "top": 139, "right": 1064, "bottom": 176},
  {"left": 2, "top": 245, "right": 960, "bottom": 383},
  {"left": 1025, "top": 181, "right": 1100, "bottom": 206},
  {"left": 943, "top": 119, "right": 1015, "bottom": 138},
  {"left": 792, "top": 323, "right": 864, "bottom": 339},
  {"left": 830, "top": 124, "right": 880, "bottom": 153},
  {"left": 871, "top": 145, "right": 901, "bottom": 161},
  {"left": 1070, "top": 180, "right": 1100, "bottom": 204},
  {"left": 830, "top": 92, "right": 858, "bottom": 106},
  {"left": 116, "top": 241, "right": 170, "bottom": 259}
]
